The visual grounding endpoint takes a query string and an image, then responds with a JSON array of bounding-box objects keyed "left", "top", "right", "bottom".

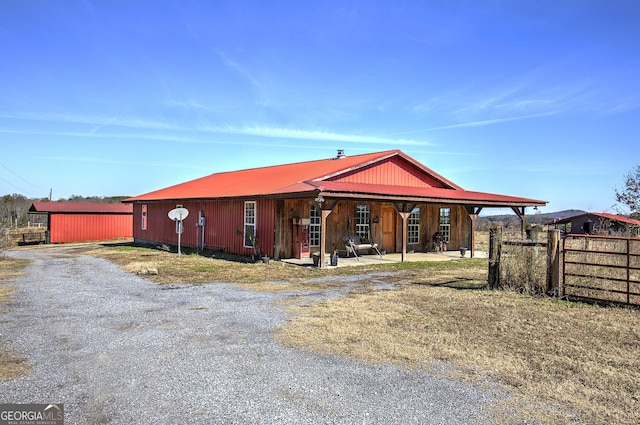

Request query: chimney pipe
[{"left": 336, "top": 149, "right": 345, "bottom": 159}]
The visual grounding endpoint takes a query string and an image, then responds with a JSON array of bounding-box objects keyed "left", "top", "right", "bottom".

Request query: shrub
[
  {"left": 498, "top": 243, "right": 547, "bottom": 295},
  {"left": 0, "top": 218, "right": 11, "bottom": 257}
]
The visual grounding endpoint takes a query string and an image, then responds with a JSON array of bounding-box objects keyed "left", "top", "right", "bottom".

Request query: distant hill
[{"left": 477, "top": 209, "right": 586, "bottom": 229}]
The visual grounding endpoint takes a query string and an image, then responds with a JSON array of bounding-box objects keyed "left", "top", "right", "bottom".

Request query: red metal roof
[
  {"left": 30, "top": 202, "right": 133, "bottom": 214},
  {"left": 125, "top": 150, "right": 546, "bottom": 207},
  {"left": 545, "top": 212, "right": 640, "bottom": 226},
  {"left": 312, "top": 181, "right": 545, "bottom": 206}
]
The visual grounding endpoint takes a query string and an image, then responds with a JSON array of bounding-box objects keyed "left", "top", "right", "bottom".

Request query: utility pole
[{"left": 49, "top": 188, "right": 52, "bottom": 201}]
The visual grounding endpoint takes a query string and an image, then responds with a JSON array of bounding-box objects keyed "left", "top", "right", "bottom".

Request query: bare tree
[
  {"left": 1, "top": 194, "right": 32, "bottom": 226},
  {"left": 615, "top": 165, "right": 640, "bottom": 214}
]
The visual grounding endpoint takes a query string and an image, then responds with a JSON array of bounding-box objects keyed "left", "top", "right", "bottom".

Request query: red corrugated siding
[
  {"left": 133, "top": 199, "right": 276, "bottom": 257},
  {"left": 329, "top": 157, "right": 447, "bottom": 188},
  {"left": 49, "top": 213, "right": 132, "bottom": 243},
  {"left": 133, "top": 202, "right": 181, "bottom": 246},
  {"left": 256, "top": 199, "right": 275, "bottom": 257},
  {"left": 209, "top": 200, "right": 245, "bottom": 253}
]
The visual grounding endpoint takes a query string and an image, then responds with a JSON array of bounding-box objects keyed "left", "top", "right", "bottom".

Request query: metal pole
[
  {"left": 177, "top": 214, "right": 183, "bottom": 257},
  {"left": 178, "top": 223, "right": 182, "bottom": 256},
  {"left": 627, "top": 238, "right": 631, "bottom": 305}
]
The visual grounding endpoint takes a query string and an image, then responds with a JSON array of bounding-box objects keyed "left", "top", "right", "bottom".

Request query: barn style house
[{"left": 125, "top": 150, "right": 546, "bottom": 266}]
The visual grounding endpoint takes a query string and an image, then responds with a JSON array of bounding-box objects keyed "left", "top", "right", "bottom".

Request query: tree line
[{"left": 0, "top": 194, "right": 130, "bottom": 227}]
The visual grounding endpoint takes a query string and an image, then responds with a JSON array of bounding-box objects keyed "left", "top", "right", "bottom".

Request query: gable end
[{"left": 324, "top": 156, "right": 455, "bottom": 189}]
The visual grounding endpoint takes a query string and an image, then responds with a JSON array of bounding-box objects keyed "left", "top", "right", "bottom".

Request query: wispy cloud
[
  {"left": 404, "top": 60, "right": 622, "bottom": 134},
  {"left": 207, "top": 125, "right": 434, "bottom": 146},
  {"left": 0, "top": 128, "right": 214, "bottom": 144},
  {"left": 214, "top": 49, "right": 262, "bottom": 92},
  {"left": 394, "top": 111, "right": 558, "bottom": 135},
  {"left": 600, "top": 98, "right": 640, "bottom": 115},
  {"left": 42, "top": 155, "right": 213, "bottom": 170},
  {"left": 0, "top": 109, "right": 439, "bottom": 148},
  {"left": 165, "top": 99, "right": 226, "bottom": 114},
  {"left": 0, "top": 108, "right": 437, "bottom": 147},
  {"left": 88, "top": 117, "right": 116, "bottom": 134},
  {"left": 0, "top": 112, "right": 182, "bottom": 131},
  {"left": 0, "top": 123, "right": 437, "bottom": 150},
  {"left": 425, "top": 111, "right": 558, "bottom": 131}
]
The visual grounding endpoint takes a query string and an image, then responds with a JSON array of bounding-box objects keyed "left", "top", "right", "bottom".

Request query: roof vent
[{"left": 336, "top": 149, "right": 345, "bottom": 159}]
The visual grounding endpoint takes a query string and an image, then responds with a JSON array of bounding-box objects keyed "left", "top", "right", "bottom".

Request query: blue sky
[{"left": 1, "top": 1, "right": 639, "bottom": 215}]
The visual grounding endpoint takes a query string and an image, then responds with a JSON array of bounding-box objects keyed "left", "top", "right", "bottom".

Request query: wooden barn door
[{"left": 381, "top": 206, "right": 396, "bottom": 253}]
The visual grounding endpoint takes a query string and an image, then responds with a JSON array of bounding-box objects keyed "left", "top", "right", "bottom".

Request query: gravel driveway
[{"left": 1, "top": 247, "right": 498, "bottom": 424}]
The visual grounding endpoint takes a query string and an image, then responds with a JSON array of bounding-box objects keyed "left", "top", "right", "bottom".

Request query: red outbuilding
[
  {"left": 545, "top": 212, "right": 640, "bottom": 236},
  {"left": 29, "top": 202, "right": 133, "bottom": 243},
  {"left": 125, "top": 149, "right": 546, "bottom": 266}
]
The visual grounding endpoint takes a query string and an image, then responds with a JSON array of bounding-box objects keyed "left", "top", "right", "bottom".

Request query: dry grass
[
  {"left": 475, "top": 229, "right": 491, "bottom": 252},
  {"left": 0, "top": 256, "right": 31, "bottom": 380},
  {"left": 0, "top": 257, "right": 29, "bottom": 272},
  {"left": 499, "top": 243, "right": 548, "bottom": 295},
  {"left": 0, "top": 285, "right": 16, "bottom": 303},
  {"left": 81, "top": 244, "right": 480, "bottom": 289},
  {"left": 277, "top": 285, "right": 640, "bottom": 424},
  {"left": 81, "top": 245, "right": 351, "bottom": 287},
  {"left": 0, "top": 257, "right": 29, "bottom": 303},
  {"left": 58, "top": 243, "right": 640, "bottom": 423},
  {"left": 0, "top": 347, "right": 29, "bottom": 381}
]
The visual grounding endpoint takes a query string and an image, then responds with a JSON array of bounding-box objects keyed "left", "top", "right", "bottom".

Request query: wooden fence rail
[{"left": 489, "top": 225, "right": 640, "bottom": 306}]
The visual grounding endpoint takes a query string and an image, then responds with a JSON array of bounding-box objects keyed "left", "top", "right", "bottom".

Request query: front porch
[{"left": 284, "top": 200, "right": 483, "bottom": 268}]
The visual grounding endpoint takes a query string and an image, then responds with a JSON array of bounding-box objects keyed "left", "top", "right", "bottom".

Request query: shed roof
[
  {"left": 30, "top": 202, "right": 133, "bottom": 214},
  {"left": 545, "top": 212, "right": 640, "bottom": 226},
  {"left": 125, "top": 149, "right": 546, "bottom": 207}
]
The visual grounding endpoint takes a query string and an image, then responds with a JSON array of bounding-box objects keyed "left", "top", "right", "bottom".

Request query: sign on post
[{"left": 168, "top": 208, "right": 189, "bottom": 256}]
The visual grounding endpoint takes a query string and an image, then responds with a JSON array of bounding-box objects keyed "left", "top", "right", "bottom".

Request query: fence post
[
  {"left": 488, "top": 225, "right": 502, "bottom": 289},
  {"left": 546, "top": 229, "right": 560, "bottom": 294}
]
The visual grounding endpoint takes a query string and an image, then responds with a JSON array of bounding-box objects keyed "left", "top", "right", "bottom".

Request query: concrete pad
[{"left": 282, "top": 250, "right": 488, "bottom": 268}]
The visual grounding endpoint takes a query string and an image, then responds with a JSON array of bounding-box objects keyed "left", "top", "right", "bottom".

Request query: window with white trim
[
  {"left": 408, "top": 207, "right": 420, "bottom": 244},
  {"left": 244, "top": 201, "right": 256, "bottom": 248},
  {"left": 439, "top": 207, "right": 451, "bottom": 243},
  {"left": 355, "top": 205, "right": 370, "bottom": 239},
  {"left": 310, "top": 204, "right": 321, "bottom": 247},
  {"left": 141, "top": 205, "right": 147, "bottom": 230}
]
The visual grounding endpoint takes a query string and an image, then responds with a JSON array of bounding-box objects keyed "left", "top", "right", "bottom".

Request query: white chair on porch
[{"left": 344, "top": 236, "right": 383, "bottom": 260}]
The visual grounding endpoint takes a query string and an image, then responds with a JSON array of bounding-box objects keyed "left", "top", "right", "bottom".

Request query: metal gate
[{"left": 563, "top": 234, "right": 640, "bottom": 306}]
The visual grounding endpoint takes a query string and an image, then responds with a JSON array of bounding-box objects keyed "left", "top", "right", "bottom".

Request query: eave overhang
[{"left": 125, "top": 181, "right": 546, "bottom": 209}]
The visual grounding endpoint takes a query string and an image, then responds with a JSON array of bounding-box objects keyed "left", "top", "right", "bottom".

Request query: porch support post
[
  {"left": 399, "top": 212, "right": 410, "bottom": 262},
  {"left": 393, "top": 202, "right": 416, "bottom": 263},
  {"left": 314, "top": 198, "right": 338, "bottom": 269},
  {"left": 511, "top": 206, "right": 526, "bottom": 238},
  {"left": 320, "top": 209, "right": 331, "bottom": 268},
  {"left": 465, "top": 206, "right": 483, "bottom": 258}
]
